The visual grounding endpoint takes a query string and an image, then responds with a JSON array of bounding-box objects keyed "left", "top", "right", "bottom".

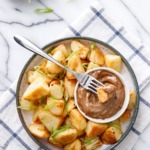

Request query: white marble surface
[{"left": 0, "top": 0, "right": 150, "bottom": 149}]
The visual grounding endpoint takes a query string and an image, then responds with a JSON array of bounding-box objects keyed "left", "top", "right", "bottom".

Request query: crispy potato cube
[
  {"left": 64, "top": 117, "right": 85, "bottom": 136},
  {"left": 54, "top": 128, "right": 78, "bottom": 145},
  {"left": 97, "top": 87, "right": 108, "bottom": 103},
  {"left": 32, "top": 105, "right": 45, "bottom": 123},
  {"left": 101, "top": 126, "right": 122, "bottom": 144},
  {"left": 27, "top": 71, "right": 52, "bottom": 84},
  {"left": 64, "top": 77, "right": 77, "bottom": 98},
  {"left": 64, "top": 117, "right": 75, "bottom": 128},
  {"left": 47, "top": 98, "right": 65, "bottom": 116},
  {"left": 51, "top": 44, "right": 68, "bottom": 58},
  {"left": 28, "top": 124, "right": 50, "bottom": 138},
  {"left": 70, "top": 109, "right": 87, "bottom": 131},
  {"left": 62, "top": 99, "right": 75, "bottom": 117},
  {"left": 127, "top": 91, "right": 136, "bottom": 110},
  {"left": 87, "top": 62, "right": 100, "bottom": 71},
  {"left": 66, "top": 54, "right": 85, "bottom": 79},
  {"left": 49, "top": 80, "right": 64, "bottom": 99},
  {"left": 48, "top": 137, "right": 63, "bottom": 148},
  {"left": 19, "top": 98, "right": 37, "bottom": 110},
  {"left": 39, "top": 110, "right": 63, "bottom": 131},
  {"left": 46, "top": 51, "right": 65, "bottom": 73},
  {"left": 23, "top": 77, "right": 50, "bottom": 101},
  {"left": 85, "top": 121, "right": 108, "bottom": 138},
  {"left": 119, "top": 109, "right": 131, "bottom": 122},
  {"left": 104, "top": 55, "right": 122, "bottom": 72},
  {"left": 83, "top": 138, "right": 102, "bottom": 150},
  {"left": 64, "top": 139, "right": 82, "bottom": 150},
  {"left": 71, "top": 40, "right": 90, "bottom": 59},
  {"left": 89, "top": 47, "right": 104, "bottom": 65}
]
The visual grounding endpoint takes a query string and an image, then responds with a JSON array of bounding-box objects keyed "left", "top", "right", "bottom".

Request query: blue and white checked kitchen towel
[{"left": 0, "top": 0, "right": 150, "bottom": 149}]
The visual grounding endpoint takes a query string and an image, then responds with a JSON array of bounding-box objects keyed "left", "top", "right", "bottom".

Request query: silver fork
[{"left": 14, "top": 35, "right": 104, "bottom": 94}]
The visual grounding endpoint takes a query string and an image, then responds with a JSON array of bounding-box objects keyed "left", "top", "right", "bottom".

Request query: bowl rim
[
  {"left": 74, "top": 67, "right": 130, "bottom": 123},
  {"left": 16, "top": 36, "right": 140, "bottom": 150}
]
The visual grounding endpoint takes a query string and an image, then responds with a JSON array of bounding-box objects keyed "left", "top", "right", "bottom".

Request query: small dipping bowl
[{"left": 74, "top": 67, "right": 130, "bottom": 123}]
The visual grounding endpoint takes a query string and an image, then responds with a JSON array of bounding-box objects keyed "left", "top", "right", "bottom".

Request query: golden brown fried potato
[
  {"left": 101, "top": 126, "right": 122, "bottom": 144},
  {"left": 64, "top": 139, "right": 82, "bottom": 150},
  {"left": 28, "top": 124, "right": 50, "bottom": 138},
  {"left": 48, "top": 137, "right": 63, "bottom": 148},
  {"left": 23, "top": 77, "right": 50, "bottom": 101},
  {"left": 49, "top": 80, "right": 64, "bottom": 99},
  {"left": 64, "top": 117, "right": 85, "bottom": 137},
  {"left": 83, "top": 138, "right": 102, "bottom": 150},
  {"left": 46, "top": 51, "right": 65, "bottom": 73},
  {"left": 127, "top": 91, "right": 137, "bottom": 110},
  {"left": 70, "top": 109, "right": 87, "bottom": 131},
  {"left": 97, "top": 87, "right": 109, "bottom": 103},
  {"left": 89, "top": 47, "right": 104, "bottom": 65},
  {"left": 87, "top": 62, "right": 100, "bottom": 71},
  {"left": 119, "top": 109, "right": 131, "bottom": 122},
  {"left": 47, "top": 98, "right": 65, "bottom": 116},
  {"left": 62, "top": 99, "right": 75, "bottom": 117},
  {"left": 19, "top": 98, "right": 37, "bottom": 110},
  {"left": 51, "top": 44, "right": 68, "bottom": 58},
  {"left": 39, "top": 110, "right": 64, "bottom": 131},
  {"left": 66, "top": 54, "right": 85, "bottom": 79},
  {"left": 27, "top": 71, "right": 52, "bottom": 85},
  {"left": 71, "top": 40, "right": 90, "bottom": 59},
  {"left": 32, "top": 105, "right": 45, "bottom": 123},
  {"left": 85, "top": 121, "right": 108, "bottom": 138},
  {"left": 54, "top": 128, "right": 78, "bottom": 145},
  {"left": 104, "top": 54, "right": 122, "bottom": 72},
  {"left": 64, "top": 77, "right": 77, "bottom": 98}
]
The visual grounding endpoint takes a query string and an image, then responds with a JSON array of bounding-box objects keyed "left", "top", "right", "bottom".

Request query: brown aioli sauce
[{"left": 77, "top": 70, "right": 125, "bottom": 119}]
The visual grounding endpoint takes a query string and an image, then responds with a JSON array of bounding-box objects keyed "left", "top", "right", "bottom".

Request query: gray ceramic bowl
[{"left": 16, "top": 37, "right": 139, "bottom": 150}]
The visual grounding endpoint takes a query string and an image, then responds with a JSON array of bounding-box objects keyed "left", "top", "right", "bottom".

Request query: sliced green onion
[
  {"left": 44, "top": 100, "right": 57, "bottom": 110},
  {"left": 81, "top": 63, "right": 88, "bottom": 69},
  {"left": 66, "top": 51, "right": 77, "bottom": 61},
  {"left": 51, "top": 124, "right": 70, "bottom": 138},
  {"left": 49, "top": 95, "right": 58, "bottom": 100},
  {"left": 90, "top": 43, "right": 95, "bottom": 50},
  {"left": 60, "top": 80, "right": 64, "bottom": 93},
  {"left": 34, "top": 66, "right": 47, "bottom": 77},
  {"left": 109, "top": 122, "right": 121, "bottom": 130},
  {"left": 34, "top": 8, "right": 53, "bottom": 14},
  {"left": 17, "top": 105, "right": 37, "bottom": 110},
  {"left": 39, "top": 96, "right": 47, "bottom": 104},
  {"left": 58, "top": 70, "right": 66, "bottom": 79},
  {"left": 80, "top": 137, "right": 99, "bottom": 146}
]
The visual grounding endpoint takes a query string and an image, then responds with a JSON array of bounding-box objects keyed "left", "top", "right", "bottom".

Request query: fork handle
[{"left": 14, "top": 35, "right": 76, "bottom": 75}]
